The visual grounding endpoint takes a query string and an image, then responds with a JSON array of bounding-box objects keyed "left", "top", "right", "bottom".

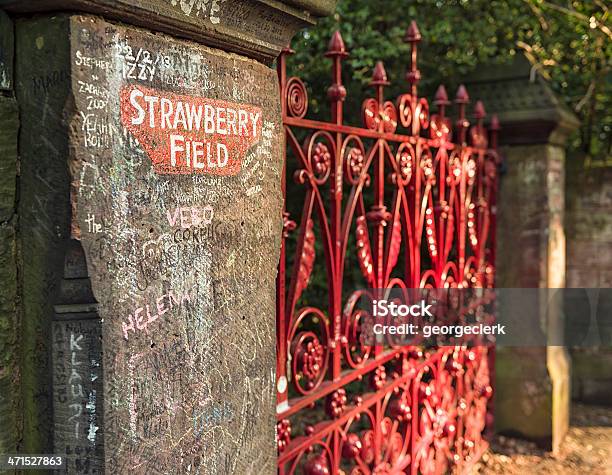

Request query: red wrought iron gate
[{"left": 276, "top": 21, "right": 499, "bottom": 475}]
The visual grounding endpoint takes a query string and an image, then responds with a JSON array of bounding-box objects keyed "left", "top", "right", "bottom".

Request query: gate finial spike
[
  {"left": 325, "top": 31, "right": 348, "bottom": 57},
  {"left": 455, "top": 85, "right": 470, "bottom": 144},
  {"left": 490, "top": 114, "right": 500, "bottom": 130},
  {"left": 434, "top": 85, "right": 450, "bottom": 106},
  {"left": 370, "top": 61, "right": 390, "bottom": 86},
  {"left": 455, "top": 84, "right": 470, "bottom": 104},
  {"left": 404, "top": 20, "right": 421, "bottom": 92},
  {"left": 404, "top": 20, "right": 422, "bottom": 43},
  {"left": 474, "top": 100, "right": 486, "bottom": 119},
  {"left": 490, "top": 114, "right": 500, "bottom": 149}
]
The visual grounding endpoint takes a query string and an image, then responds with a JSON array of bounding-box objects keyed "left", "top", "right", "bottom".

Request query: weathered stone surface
[
  {"left": 0, "top": 222, "right": 18, "bottom": 458},
  {"left": 17, "top": 14, "right": 281, "bottom": 473},
  {"left": 494, "top": 143, "right": 571, "bottom": 453},
  {"left": 285, "top": 0, "right": 336, "bottom": 16},
  {"left": 464, "top": 55, "right": 580, "bottom": 146},
  {"left": 0, "top": 10, "right": 12, "bottom": 90},
  {"left": 495, "top": 347, "right": 553, "bottom": 441},
  {"left": 566, "top": 163, "right": 612, "bottom": 286},
  {"left": 571, "top": 347, "right": 612, "bottom": 405},
  {"left": 0, "top": 0, "right": 337, "bottom": 64},
  {"left": 50, "top": 239, "right": 104, "bottom": 472},
  {"left": 495, "top": 144, "right": 549, "bottom": 288},
  {"left": 0, "top": 86, "right": 19, "bottom": 459},
  {"left": 566, "top": 163, "right": 612, "bottom": 404},
  {"left": 0, "top": 96, "right": 17, "bottom": 221},
  {"left": 52, "top": 315, "right": 104, "bottom": 472},
  {"left": 16, "top": 15, "right": 72, "bottom": 455}
]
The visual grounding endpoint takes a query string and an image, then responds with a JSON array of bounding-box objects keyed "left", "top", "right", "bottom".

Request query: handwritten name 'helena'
[{"left": 122, "top": 288, "right": 192, "bottom": 340}]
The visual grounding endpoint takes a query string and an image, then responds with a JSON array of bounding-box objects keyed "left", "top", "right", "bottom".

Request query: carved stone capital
[
  {"left": 464, "top": 55, "right": 580, "bottom": 147},
  {"left": 0, "top": 0, "right": 338, "bottom": 63}
]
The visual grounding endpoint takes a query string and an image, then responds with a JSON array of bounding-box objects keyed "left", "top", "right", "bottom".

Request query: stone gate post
[
  {"left": 0, "top": 1, "right": 335, "bottom": 472},
  {"left": 0, "top": 8, "right": 19, "bottom": 461},
  {"left": 466, "top": 56, "right": 580, "bottom": 453},
  {"left": 566, "top": 147, "right": 612, "bottom": 404}
]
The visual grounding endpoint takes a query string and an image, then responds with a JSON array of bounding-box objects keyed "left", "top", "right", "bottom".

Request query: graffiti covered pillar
[
  {"left": 3, "top": 0, "right": 335, "bottom": 472},
  {"left": 466, "top": 56, "right": 579, "bottom": 453}
]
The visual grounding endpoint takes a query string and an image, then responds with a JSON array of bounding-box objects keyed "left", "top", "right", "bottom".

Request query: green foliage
[
  {"left": 287, "top": 0, "right": 611, "bottom": 159},
  {"left": 283, "top": 0, "right": 610, "bottom": 312}
]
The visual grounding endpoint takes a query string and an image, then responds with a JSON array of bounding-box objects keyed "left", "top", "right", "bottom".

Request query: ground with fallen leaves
[{"left": 473, "top": 404, "right": 612, "bottom": 474}]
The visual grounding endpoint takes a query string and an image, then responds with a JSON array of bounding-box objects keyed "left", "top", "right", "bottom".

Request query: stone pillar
[
  {"left": 566, "top": 157, "right": 612, "bottom": 405},
  {"left": 466, "top": 56, "right": 579, "bottom": 453},
  {"left": 0, "top": 1, "right": 335, "bottom": 472},
  {"left": 0, "top": 8, "right": 20, "bottom": 459}
]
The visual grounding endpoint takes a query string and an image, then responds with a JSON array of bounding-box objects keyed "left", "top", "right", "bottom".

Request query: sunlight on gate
[{"left": 276, "top": 21, "right": 500, "bottom": 475}]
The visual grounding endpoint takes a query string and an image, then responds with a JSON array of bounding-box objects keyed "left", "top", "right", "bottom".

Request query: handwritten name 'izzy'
[{"left": 120, "top": 85, "right": 262, "bottom": 175}]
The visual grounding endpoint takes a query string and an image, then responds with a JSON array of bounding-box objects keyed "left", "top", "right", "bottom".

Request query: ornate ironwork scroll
[{"left": 276, "top": 21, "right": 500, "bottom": 475}]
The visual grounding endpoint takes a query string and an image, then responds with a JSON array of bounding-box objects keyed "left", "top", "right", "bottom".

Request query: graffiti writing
[
  {"left": 122, "top": 288, "right": 193, "bottom": 340},
  {"left": 166, "top": 206, "right": 214, "bottom": 229},
  {"left": 120, "top": 85, "right": 262, "bottom": 175}
]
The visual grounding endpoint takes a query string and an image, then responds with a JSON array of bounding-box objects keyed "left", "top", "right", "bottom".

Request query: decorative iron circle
[
  {"left": 418, "top": 98, "right": 430, "bottom": 130},
  {"left": 430, "top": 115, "right": 451, "bottom": 141},
  {"left": 341, "top": 433, "right": 362, "bottom": 460},
  {"left": 296, "top": 333, "right": 324, "bottom": 386},
  {"left": 277, "top": 419, "right": 291, "bottom": 452},
  {"left": 470, "top": 125, "right": 488, "bottom": 149},
  {"left": 362, "top": 98, "right": 380, "bottom": 130},
  {"left": 395, "top": 143, "right": 415, "bottom": 185},
  {"left": 466, "top": 157, "right": 477, "bottom": 185},
  {"left": 448, "top": 153, "right": 462, "bottom": 186},
  {"left": 346, "top": 146, "right": 366, "bottom": 184},
  {"left": 382, "top": 101, "right": 398, "bottom": 134},
  {"left": 343, "top": 289, "right": 374, "bottom": 368},
  {"left": 397, "top": 94, "right": 413, "bottom": 129},
  {"left": 420, "top": 150, "right": 436, "bottom": 186},
  {"left": 325, "top": 388, "right": 348, "bottom": 418},
  {"left": 286, "top": 77, "right": 308, "bottom": 118},
  {"left": 311, "top": 142, "right": 332, "bottom": 181}
]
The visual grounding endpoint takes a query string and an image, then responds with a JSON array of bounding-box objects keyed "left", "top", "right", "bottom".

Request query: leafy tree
[{"left": 286, "top": 0, "right": 611, "bottom": 159}]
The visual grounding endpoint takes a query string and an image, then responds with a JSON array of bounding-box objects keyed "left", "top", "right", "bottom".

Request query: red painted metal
[{"left": 276, "top": 21, "right": 500, "bottom": 475}]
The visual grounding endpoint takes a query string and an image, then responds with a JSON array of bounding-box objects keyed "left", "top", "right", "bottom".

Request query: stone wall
[
  {"left": 493, "top": 141, "right": 570, "bottom": 451},
  {"left": 0, "top": 8, "right": 20, "bottom": 461},
  {"left": 566, "top": 159, "right": 612, "bottom": 405},
  {"left": 0, "top": 0, "right": 343, "bottom": 468},
  {"left": 566, "top": 162, "right": 612, "bottom": 288},
  {"left": 13, "top": 14, "right": 285, "bottom": 472}
]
